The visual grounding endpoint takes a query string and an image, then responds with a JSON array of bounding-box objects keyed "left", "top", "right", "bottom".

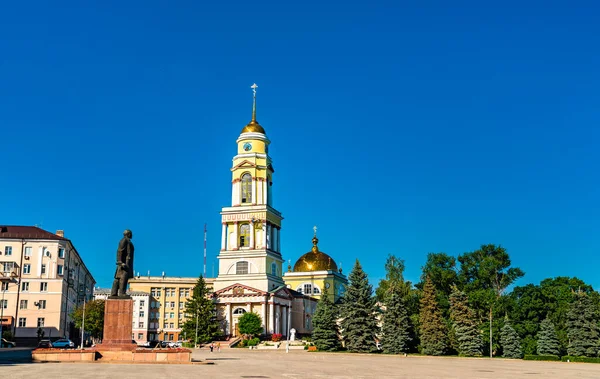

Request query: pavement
[{"left": 1, "top": 348, "right": 600, "bottom": 378}]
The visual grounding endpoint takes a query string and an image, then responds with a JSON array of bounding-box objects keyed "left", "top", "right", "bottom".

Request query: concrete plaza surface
[{"left": 2, "top": 348, "right": 600, "bottom": 379}]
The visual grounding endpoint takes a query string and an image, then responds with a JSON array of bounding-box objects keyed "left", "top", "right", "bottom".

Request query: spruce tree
[
  {"left": 419, "top": 276, "right": 448, "bottom": 355},
  {"left": 181, "top": 275, "right": 220, "bottom": 344},
  {"left": 536, "top": 318, "right": 560, "bottom": 356},
  {"left": 566, "top": 290, "right": 600, "bottom": 357},
  {"left": 340, "top": 260, "right": 379, "bottom": 353},
  {"left": 449, "top": 285, "right": 482, "bottom": 357},
  {"left": 381, "top": 292, "right": 412, "bottom": 354},
  {"left": 500, "top": 318, "right": 522, "bottom": 358},
  {"left": 312, "top": 287, "right": 340, "bottom": 351}
]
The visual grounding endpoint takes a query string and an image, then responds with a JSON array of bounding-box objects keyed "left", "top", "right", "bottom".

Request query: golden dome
[
  {"left": 293, "top": 236, "right": 338, "bottom": 272},
  {"left": 241, "top": 120, "right": 266, "bottom": 134}
]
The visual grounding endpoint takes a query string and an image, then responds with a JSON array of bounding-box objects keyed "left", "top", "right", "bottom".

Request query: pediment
[
  {"left": 232, "top": 160, "right": 257, "bottom": 171},
  {"left": 214, "top": 283, "right": 267, "bottom": 297},
  {"left": 272, "top": 286, "right": 294, "bottom": 300}
]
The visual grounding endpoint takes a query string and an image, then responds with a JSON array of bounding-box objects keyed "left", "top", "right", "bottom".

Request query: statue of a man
[{"left": 110, "top": 229, "right": 134, "bottom": 298}]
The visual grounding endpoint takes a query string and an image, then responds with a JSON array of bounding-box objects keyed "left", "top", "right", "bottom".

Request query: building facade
[{"left": 0, "top": 226, "right": 95, "bottom": 344}]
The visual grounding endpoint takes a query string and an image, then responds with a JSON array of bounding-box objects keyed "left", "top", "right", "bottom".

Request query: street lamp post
[
  {"left": 286, "top": 305, "right": 291, "bottom": 353},
  {"left": 194, "top": 310, "right": 199, "bottom": 349},
  {"left": 0, "top": 282, "right": 6, "bottom": 346},
  {"left": 80, "top": 299, "right": 86, "bottom": 350}
]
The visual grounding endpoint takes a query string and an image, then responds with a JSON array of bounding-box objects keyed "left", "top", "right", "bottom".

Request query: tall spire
[{"left": 251, "top": 83, "right": 258, "bottom": 122}]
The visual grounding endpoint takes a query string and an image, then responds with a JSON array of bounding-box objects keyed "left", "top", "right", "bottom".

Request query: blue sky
[{"left": 1, "top": 1, "right": 598, "bottom": 290}]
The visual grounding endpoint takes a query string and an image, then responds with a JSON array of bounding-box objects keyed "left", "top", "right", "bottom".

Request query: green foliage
[
  {"left": 312, "top": 287, "right": 340, "bottom": 351},
  {"left": 376, "top": 255, "right": 412, "bottom": 302},
  {"left": 71, "top": 299, "right": 105, "bottom": 340},
  {"left": 523, "top": 354, "right": 560, "bottom": 361},
  {"left": 246, "top": 337, "right": 260, "bottom": 346},
  {"left": 537, "top": 318, "right": 560, "bottom": 356},
  {"left": 2, "top": 330, "right": 14, "bottom": 341},
  {"left": 500, "top": 318, "right": 522, "bottom": 358},
  {"left": 340, "top": 260, "right": 379, "bottom": 353},
  {"left": 417, "top": 252, "right": 458, "bottom": 318},
  {"left": 238, "top": 312, "right": 263, "bottom": 337},
  {"left": 181, "top": 275, "right": 220, "bottom": 344},
  {"left": 419, "top": 276, "right": 448, "bottom": 355},
  {"left": 449, "top": 285, "right": 482, "bottom": 357},
  {"left": 566, "top": 290, "right": 600, "bottom": 357},
  {"left": 561, "top": 356, "right": 600, "bottom": 363},
  {"left": 381, "top": 292, "right": 412, "bottom": 354}
]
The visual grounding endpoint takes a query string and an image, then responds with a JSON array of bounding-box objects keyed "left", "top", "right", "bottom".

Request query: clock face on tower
[{"left": 243, "top": 142, "right": 252, "bottom": 152}]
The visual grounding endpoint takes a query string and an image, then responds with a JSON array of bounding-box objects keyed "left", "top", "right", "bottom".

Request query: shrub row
[
  {"left": 561, "top": 356, "right": 600, "bottom": 363},
  {"left": 523, "top": 355, "right": 560, "bottom": 361}
]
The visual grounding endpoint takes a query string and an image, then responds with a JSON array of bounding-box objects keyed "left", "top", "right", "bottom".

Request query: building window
[
  {"left": 297, "top": 284, "right": 319, "bottom": 295},
  {"left": 233, "top": 308, "right": 247, "bottom": 315},
  {"left": 41, "top": 264, "right": 46, "bottom": 274},
  {"left": 139, "top": 322, "right": 144, "bottom": 328},
  {"left": 236, "top": 261, "right": 249, "bottom": 275},
  {"left": 40, "top": 282, "right": 48, "bottom": 292},
  {"left": 21, "top": 282, "right": 29, "bottom": 292},
  {"left": 313, "top": 287, "right": 321, "bottom": 294},
  {"left": 140, "top": 311, "right": 145, "bottom": 318},
  {"left": 169, "top": 334, "right": 174, "bottom": 341},
  {"left": 138, "top": 333, "right": 143, "bottom": 340},
  {"left": 1, "top": 300, "right": 7, "bottom": 309},
  {"left": 38, "top": 300, "right": 46, "bottom": 309},
  {"left": 58, "top": 248, "right": 65, "bottom": 259},
  {"left": 24, "top": 247, "right": 32, "bottom": 257},
  {"left": 179, "top": 302, "right": 184, "bottom": 309},
  {"left": 20, "top": 300, "right": 27, "bottom": 309},
  {"left": 169, "top": 312, "right": 174, "bottom": 319},
  {"left": 4, "top": 246, "right": 12, "bottom": 256},
  {"left": 239, "top": 224, "right": 250, "bottom": 247},
  {"left": 271, "top": 262, "right": 277, "bottom": 276},
  {"left": 23, "top": 264, "right": 31, "bottom": 275},
  {"left": 140, "top": 300, "right": 145, "bottom": 307},
  {"left": 170, "top": 302, "right": 175, "bottom": 308},
  {"left": 2, "top": 262, "right": 15, "bottom": 274},
  {"left": 1, "top": 282, "right": 8, "bottom": 291},
  {"left": 18, "top": 317, "right": 26, "bottom": 327},
  {"left": 57, "top": 265, "right": 63, "bottom": 276},
  {"left": 241, "top": 173, "right": 253, "bottom": 203},
  {"left": 151, "top": 288, "right": 162, "bottom": 297}
]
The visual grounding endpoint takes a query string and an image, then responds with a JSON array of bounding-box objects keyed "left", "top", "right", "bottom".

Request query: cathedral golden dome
[{"left": 293, "top": 236, "right": 338, "bottom": 272}]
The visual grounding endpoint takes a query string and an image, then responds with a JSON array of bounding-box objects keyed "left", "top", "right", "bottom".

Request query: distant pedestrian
[
  {"left": 216, "top": 342, "right": 221, "bottom": 352},
  {"left": 210, "top": 343, "right": 214, "bottom": 353}
]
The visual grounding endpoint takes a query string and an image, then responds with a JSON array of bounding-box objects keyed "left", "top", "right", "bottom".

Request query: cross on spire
[
  {"left": 250, "top": 83, "right": 258, "bottom": 122},
  {"left": 313, "top": 225, "right": 318, "bottom": 237}
]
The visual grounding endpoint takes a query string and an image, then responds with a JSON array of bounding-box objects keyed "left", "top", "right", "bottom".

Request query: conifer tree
[
  {"left": 449, "top": 285, "right": 482, "bottom": 356},
  {"left": 312, "top": 287, "right": 340, "bottom": 351},
  {"left": 181, "top": 275, "right": 220, "bottom": 344},
  {"left": 340, "top": 260, "right": 379, "bottom": 353},
  {"left": 419, "top": 276, "right": 448, "bottom": 355},
  {"left": 500, "top": 318, "right": 522, "bottom": 358},
  {"left": 536, "top": 318, "right": 560, "bottom": 356},
  {"left": 566, "top": 290, "right": 600, "bottom": 357},
  {"left": 381, "top": 292, "right": 412, "bottom": 354}
]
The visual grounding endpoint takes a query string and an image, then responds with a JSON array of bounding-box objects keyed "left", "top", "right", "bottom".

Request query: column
[
  {"left": 232, "top": 222, "right": 239, "bottom": 250},
  {"left": 275, "top": 305, "right": 280, "bottom": 334},
  {"left": 249, "top": 222, "right": 255, "bottom": 249},
  {"left": 282, "top": 306, "right": 287, "bottom": 337},
  {"left": 273, "top": 227, "right": 279, "bottom": 253},
  {"left": 269, "top": 302, "right": 274, "bottom": 334},
  {"left": 263, "top": 180, "right": 268, "bottom": 205},
  {"left": 252, "top": 178, "right": 257, "bottom": 204},
  {"left": 231, "top": 181, "right": 236, "bottom": 205},
  {"left": 261, "top": 302, "right": 266, "bottom": 333},
  {"left": 221, "top": 223, "right": 227, "bottom": 251},
  {"left": 262, "top": 221, "right": 267, "bottom": 249},
  {"left": 225, "top": 303, "right": 231, "bottom": 336}
]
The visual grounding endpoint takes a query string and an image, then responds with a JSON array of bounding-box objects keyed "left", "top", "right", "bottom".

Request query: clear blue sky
[{"left": 1, "top": 1, "right": 598, "bottom": 290}]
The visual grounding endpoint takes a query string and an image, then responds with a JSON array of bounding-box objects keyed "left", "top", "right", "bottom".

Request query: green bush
[
  {"left": 247, "top": 337, "right": 260, "bottom": 347},
  {"left": 523, "top": 355, "right": 560, "bottom": 361},
  {"left": 561, "top": 356, "right": 600, "bottom": 363}
]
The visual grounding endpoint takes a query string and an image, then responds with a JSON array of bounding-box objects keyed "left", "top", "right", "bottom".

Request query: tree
[
  {"left": 238, "top": 312, "right": 262, "bottom": 338},
  {"left": 381, "top": 292, "right": 412, "bottom": 354},
  {"left": 419, "top": 276, "right": 448, "bottom": 355},
  {"left": 340, "top": 260, "right": 379, "bottom": 353},
  {"left": 458, "top": 244, "right": 524, "bottom": 357},
  {"left": 71, "top": 299, "right": 105, "bottom": 341},
  {"left": 500, "top": 318, "right": 522, "bottom": 358},
  {"left": 537, "top": 318, "right": 560, "bottom": 356},
  {"left": 312, "top": 287, "right": 340, "bottom": 351},
  {"left": 376, "top": 255, "right": 412, "bottom": 302},
  {"left": 449, "top": 285, "right": 482, "bottom": 356},
  {"left": 181, "top": 275, "right": 220, "bottom": 344},
  {"left": 566, "top": 290, "right": 600, "bottom": 357},
  {"left": 418, "top": 252, "right": 458, "bottom": 317}
]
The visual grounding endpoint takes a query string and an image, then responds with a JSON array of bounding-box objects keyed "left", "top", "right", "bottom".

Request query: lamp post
[
  {"left": 0, "top": 281, "right": 6, "bottom": 346},
  {"left": 79, "top": 286, "right": 89, "bottom": 350},
  {"left": 286, "top": 305, "right": 291, "bottom": 353},
  {"left": 194, "top": 310, "right": 199, "bottom": 349}
]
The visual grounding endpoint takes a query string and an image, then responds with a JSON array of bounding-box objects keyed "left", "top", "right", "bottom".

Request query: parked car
[
  {"left": 52, "top": 339, "right": 75, "bottom": 348},
  {"left": 167, "top": 341, "right": 182, "bottom": 348},
  {"left": 37, "top": 339, "right": 53, "bottom": 348},
  {"left": 1, "top": 338, "right": 16, "bottom": 348}
]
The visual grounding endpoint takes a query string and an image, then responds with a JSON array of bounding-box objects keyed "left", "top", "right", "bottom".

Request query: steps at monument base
[{"left": 201, "top": 337, "right": 241, "bottom": 349}]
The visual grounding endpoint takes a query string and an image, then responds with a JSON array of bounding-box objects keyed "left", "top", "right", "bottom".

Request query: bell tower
[{"left": 214, "top": 84, "right": 285, "bottom": 292}]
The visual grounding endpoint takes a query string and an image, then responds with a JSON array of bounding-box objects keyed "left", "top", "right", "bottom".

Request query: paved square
[{"left": 3, "top": 349, "right": 600, "bottom": 378}]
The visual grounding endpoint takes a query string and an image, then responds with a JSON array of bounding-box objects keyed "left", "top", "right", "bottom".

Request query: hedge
[
  {"left": 561, "top": 356, "right": 600, "bottom": 363},
  {"left": 523, "top": 355, "right": 560, "bottom": 361}
]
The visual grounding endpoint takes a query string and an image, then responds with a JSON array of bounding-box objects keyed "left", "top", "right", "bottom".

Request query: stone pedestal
[{"left": 99, "top": 298, "right": 137, "bottom": 351}]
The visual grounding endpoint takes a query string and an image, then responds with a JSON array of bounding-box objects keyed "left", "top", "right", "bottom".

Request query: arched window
[
  {"left": 271, "top": 262, "right": 277, "bottom": 276},
  {"left": 239, "top": 224, "right": 250, "bottom": 247},
  {"left": 296, "top": 283, "right": 320, "bottom": 295},
  {"left": 241, "top": 173, "right": 252, "bottom": 203},
  {"left": 233, "top": 308, "right": 247, "bottom": 315},
  {"left": 236, "top": 261, "right": 249, "bottom": 275}
]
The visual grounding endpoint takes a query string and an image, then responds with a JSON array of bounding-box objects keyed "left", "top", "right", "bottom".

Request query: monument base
[{"left": 98, "top": 298, "right": 137, "bottom": 351}]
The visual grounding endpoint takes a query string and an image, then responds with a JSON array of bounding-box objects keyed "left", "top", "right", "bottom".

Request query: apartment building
[
  {"left": 0, "top": 226, "right": 95, "bottom": 344},
  {"left": 93, "top": 288, "right": 150, "bottom": 344},
  {"left": 128, "top": 275, "right": 214, "bottom": 342}
]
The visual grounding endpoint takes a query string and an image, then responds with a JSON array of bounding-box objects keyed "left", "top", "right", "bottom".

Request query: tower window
[
  {"left": 271, "top": 262, "right": 277, "bottom": 276},
  {"left": 236, "top": 261, "right": 249, "bottom": 275},
  {"left": 239, "top": 224, "right": 250, "bottom": 247},
  {"left": 241, "top": 173, "right": 253, "bottom": 203}
]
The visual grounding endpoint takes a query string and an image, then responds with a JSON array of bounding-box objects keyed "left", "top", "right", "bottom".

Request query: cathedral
[{"left": 211, "top": 85, "right": 347, "bottom": 337}]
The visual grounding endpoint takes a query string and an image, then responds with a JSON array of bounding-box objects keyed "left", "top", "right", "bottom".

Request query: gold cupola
[
  {"left": 241, "top": 83, "right": 266, "bottom": 134},
  {"left": 293, "top": 234, "right": 338, "bottom": 272}
]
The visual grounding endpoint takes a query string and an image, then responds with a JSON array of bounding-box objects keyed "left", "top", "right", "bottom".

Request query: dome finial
[
  {"left": 251, "top": 83, "right": 258, "bottom": 122},
  {"left": 312, "top": 225, "right": 319, "bottom": 252}
]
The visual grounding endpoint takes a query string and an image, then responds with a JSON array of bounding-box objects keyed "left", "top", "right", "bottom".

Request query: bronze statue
[{"left": 110, "top": 229, "right": 134, "bottom": 298}]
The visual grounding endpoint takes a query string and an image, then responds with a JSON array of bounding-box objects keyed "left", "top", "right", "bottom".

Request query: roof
[{"left": 0, "top": 226, "right": 67, "bottom": 241}]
